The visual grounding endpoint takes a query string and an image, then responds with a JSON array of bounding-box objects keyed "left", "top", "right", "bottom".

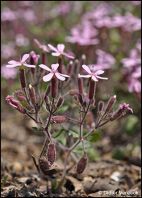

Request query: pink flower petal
[
  {"left": 78, "top": 74, "right": 91, "bottom": 78},
  {"left": 8, "top": 60, "right": 20, "bottom": 65},
  {"left": 21, "top": 54, "right": 29, "bottom": 63},
  {"left": 60, "top": 73, "right": 70, "bottom": 78},
  {"left": 39, "top": 64, "right": 51, "bottom": 71},
  {"left": 63, "top": 52, "right": 75, "bottom": 59},
  {"left": 48, "top": 44, "right": 58, "bottom": 52},
  {"left": 96, "top": 76, "right": 108, "bottom": 80},
  {"left": 34, "top": 39, "right": 41, "bottom": 47},
  {"left": 95, "top": 70, "right": 104, "bottom": 75},
  {"left": 55, "top": 72, "right": 65, "bottom": 81},
  {"left": 92, "top": 76, "right": 98, "bottom": 81},
  {"left": 51, "top": 64, "right": 59, "bottom": 71},
  {"left": 57, "top": 44, "right": 65, "bottom": 53},
  {"left": 52, "top": 52, "right": 61, "bottom": 56},
  {"left": 6, "top": 64, "right": 21, "bottom": 68},
  {"left": 82, "top": 65, "right": 91, "bottom": 74},
  {"left": 43, "top": 73, "right": 54, "bottom": 82},
  {"left": 23, "top": 63, "right": 36, "bottom": 68}
]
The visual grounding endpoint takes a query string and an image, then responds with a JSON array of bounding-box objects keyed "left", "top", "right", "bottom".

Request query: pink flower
[
  {"left": 6, "top": 54, "right": 36, "bottom": 68},
  {"left": 39, "top": 63, "right": 70, "bottom": 82},
  {"left": 66, "top": 25, "right": 99, "bottom": 46},
  {"left": 1, "top": 66, "right": 17, "bottom": 79},
  {"left": 96, "top": 49, "right": 115, "bottom": 69},
  {"left": 1, "top": 7, "right": 16, "bottom": 22},
  {"left": 34, "top": 39, "right": 49, "bottom": 52},
  {"left": 128, "top": 78, "right": 141, "bottom": 93},
  {"left": 79, "top": 65, "right": 108, "bottom": 82},
  {"left": 48, "top": 44, "right": 74, "bottom": 59},
  {"left": 119, "top": 103, "right": 133, "bottom": 114}
]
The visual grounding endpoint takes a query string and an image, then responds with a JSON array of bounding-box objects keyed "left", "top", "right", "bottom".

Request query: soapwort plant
[{"left": 5, "top": 40, "right": 133, "bottom": 191}]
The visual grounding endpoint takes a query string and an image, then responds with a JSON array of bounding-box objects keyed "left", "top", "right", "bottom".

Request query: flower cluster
[
  {"left": 122, "top": 40, "right": 141, "bottom": 93},
  {"left": 5, "top": 41, "right": 133, "bottom": 190},
  {"left": 66, "top": 3, "right": 141, "bottom": 46}
]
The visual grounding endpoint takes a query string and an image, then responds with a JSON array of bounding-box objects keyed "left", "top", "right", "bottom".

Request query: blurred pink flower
[
  {"left": 50, "top": 1, "right": 71, "bottom": 17},
  {"left": 21, "top": 9, "right": 36, "bottom": 22},
  {"left": 110, "top": 15, "right": 125, "bottom": 28},
  {"left": 122, "top": 57, "right": 141, "bottom": 68},
  {"left": 128, "top": 78, "right": 141, "bottom": 93},
  {"left": 122, "top": 46, "right": 141, "bottom": 68},
  {"left": 1, "top": 66, "right": 17, "bottom": 79},
  {"left": 34, "top": 39, "right": 49, "bottom": 52},
  {"left": 131, "top": 67, "right": 141, "bottom": 78},
  {"left": 6, "top": 54, "right": 36, "bottom": 68},
  {"left": 96, "top": 50, "right": 115, "bottom": 69},
  {"left": 79, "top": 65, "right": 108, "bottom": 82},
  {"left": 2, "top": 43, "right": 16, "bottom": 59},
  {"left": 48, "top": 44, "right": 74, "bottom": 59},
  {"left": 124, "top": 14, "right": 141, "bottom": 32},
  {"left": 66, "top": 25, "right": 99, "bottom": 46},
  {"left": 39, "top": 63, "right": 70, "bottom": 82},
  {"left": 95, "top": 16, "right": 112, "bottom": 28},
  {"left": 16, "top": 34, "right": 29, "bottom": 47},
  {"left": 1, "top": 7, "right": 16, "bottom": 22},
  {"left": 84, "top": 3, "right": 111, "bottom": 20}
]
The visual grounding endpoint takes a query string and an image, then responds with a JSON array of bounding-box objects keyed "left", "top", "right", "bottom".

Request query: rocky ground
[{"left": 1, "top": 112, "right": 141, "bottom": 197}]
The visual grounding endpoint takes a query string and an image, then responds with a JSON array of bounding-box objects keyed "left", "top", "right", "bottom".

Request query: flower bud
[
  {"left": 30, "top": 51, "right": 39, "bottom": 75},
  {"left": 42, "top": 53, "right": 46, "bottom": 65},
  {"left": 110, "top": 103, "right": 133, "bottom": 121},
  {"left": 29, "top": 84, "right": 36, "bottom": 105},
  {"left": 74, "top": 59, "right": 80, "bottom": 74},
  {"left": 47, "top": 143, "right": 56, "bottom": 165},
  {"left": 14, "top": 90, "right": 26, "bottom": 102},
  {"left": 39, "top": 156, "right": 51, "bottom": 175},
  {"left": 19, "top": 68, "right": 26, "bottom": 88},
  {"left": 44, "top": 86, "right": 50, "bottom": 101},
  {"left": 78, "top": 78, "right": 83, "bottom": 95},
  {"left": 98, "top": 101, "right": 104, "bottom": 112},
  {"left": 89, "top": 80, "right": 95, "bottom": 100},
  {"left": 30, "top": 51, "right": 39, "bottom": 65},
  {"left": 56, "top": 96, "right": 64, "bottom": 108},
  {"left": 80, "top": 55, "right": 86, "bottom": 72},
  {"left": 6, "top": 95, "right": 26, "bottom": 114},
  {"left": 104, "top": 95, "right": 116, "bottom": 114},
  {"left": 58, "top": 56, "right": 63, "bottom": 73},
  {"left": 67, "top": 61, "right": 73, "bottom": 75},
  {"left": 76, "top": 153, "right": 88, "bottom": 174},
  {"left": 14, "top": 90, "right": 30, "bottom": 109},
  {"left": 78, "top": 93, "right": 83, "bottom": 106},
  {"left": 51, "top": 77, "right": 58, "bottom": 98},
  {"left": 80, "top": 54, "right": 86, "bottom": 69},
  {"left": 50, "top": 115, "right": 67, "bottom": 124}
]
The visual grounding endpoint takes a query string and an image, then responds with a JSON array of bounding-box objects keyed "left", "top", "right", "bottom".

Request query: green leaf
[
  {"left": 53, "top": 128, "right": 65, "bottom": 138},
  {"left": 87, "top": 148, "right": 100, "bottom": 161},
  {"left": 57, "top": 105, "right": 69, "bottom": 113},
  {"left": 125, "top": 115, "right": 138, "bottom": 135},
  {"left": 87, "top": 131, "right": 102, "bottom": 143}
]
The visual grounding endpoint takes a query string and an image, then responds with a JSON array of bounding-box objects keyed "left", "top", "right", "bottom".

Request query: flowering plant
[{"left": 5, "top": 41, "right": 133, "bottom": 191}]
